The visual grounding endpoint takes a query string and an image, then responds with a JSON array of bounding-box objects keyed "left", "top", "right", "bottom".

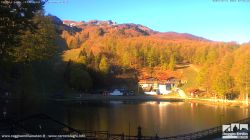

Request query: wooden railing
[
  {"left": 77, "top": 117, "right": 250, "bottom": 140},
  {"left": 1, "top": 114, "right": 249, "bottom": 140}
]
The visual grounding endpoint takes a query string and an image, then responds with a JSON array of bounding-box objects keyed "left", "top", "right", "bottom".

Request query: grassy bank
[{"left": 185, "top": 97, "right": 249, "bottom": 108}]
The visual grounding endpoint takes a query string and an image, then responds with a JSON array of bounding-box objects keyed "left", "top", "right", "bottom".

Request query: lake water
[{"left": 1, "top": 100, "right": 248, "bottom": 137}]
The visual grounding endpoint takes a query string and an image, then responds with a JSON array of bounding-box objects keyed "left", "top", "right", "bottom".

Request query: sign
[{"left": 222, "top": 123, "right": 248, "bottom": 139}]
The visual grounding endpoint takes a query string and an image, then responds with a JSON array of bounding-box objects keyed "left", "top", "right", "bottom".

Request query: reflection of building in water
[
  {"left": 138, "top": 101, "right": 162, "bottom": 132},
  {"left": 2, "top": 106, "right": 7, "bottom": 118},
  {"left": 158, "top": 102, "right": 171, "bottom": 106},
  {"left": 139, "top": 101, "right": 186, "bottom": 132}
]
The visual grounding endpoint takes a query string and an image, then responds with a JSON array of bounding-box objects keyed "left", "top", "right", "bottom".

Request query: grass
[
  {"left": 176, "top": 64, "right": 199, "bottom": 92},
  {"left": 62, "top": 48, "right": 82, "bottom": 61}
]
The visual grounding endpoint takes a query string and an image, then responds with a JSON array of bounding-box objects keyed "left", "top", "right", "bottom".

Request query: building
[
  {"left": 189, "top": 89, "right": 201, "bottom": 97},
  {"left": 110, "top": 89, "right": 124, "bottom": 96},
  {"left": 139, "top": 77, "right": 159, "bottom": 92},
  {"left": 138, "top": 77, "right": 180, "bottom": 95}
]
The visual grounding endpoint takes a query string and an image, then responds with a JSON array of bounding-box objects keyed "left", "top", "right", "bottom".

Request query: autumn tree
[
  {"left": 76, "top": 49, "right": 88, "bottom": 64},
  {"left": 146, "top": 48, "right": 155, "bottom": 67},
  {"left": 122, "top": 52, "right": 130, "bottom": 68},
  {"left": 211, "top": 53, "right": 234, "bottom": 98},
  {"left": 159, "top": 51, "right": 169, "bottom": 70},
  {"left": 168, "top": 54, "right": 176, "bottom": 70},
  {"left": 232, "top": 47, "right": 250, "bottom": 99},
  {"left": 87, "top": 50, "right": 95, "bottom": 67},
  {"left": 99, "top": 55, "right": 109, "bottom": 75}
]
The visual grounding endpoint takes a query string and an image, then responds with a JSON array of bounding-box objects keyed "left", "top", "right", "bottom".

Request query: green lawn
[{"left": 177, "top": 64, "right": 199, "bottom": 92}]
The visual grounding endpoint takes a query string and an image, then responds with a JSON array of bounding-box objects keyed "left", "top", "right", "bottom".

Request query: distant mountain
[
  {"left": 152, "top": 32, "right": 210, "bottom": 41},
  {"left": 48, "top": 15, "right": 63, "bottom": 25},
  {"left": 113, "top": 23, "right": 156, "bottom": 35},
  {"left": 62, "top": 20, "right": 116, "bottom": 27},
  {"left": 61, "top": 19, "right": 156, "bottom": 36},
  {"left": 49, "top": 15, "right": 210, "bottom": 41}
]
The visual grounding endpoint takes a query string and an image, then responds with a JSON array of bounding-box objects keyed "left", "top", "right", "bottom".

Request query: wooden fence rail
[
  {"left": 77, "top": 117, "right": 249, "bottom": 140},
  {"left": 1, "top": 113, "right": 249, "bottom": 140}
]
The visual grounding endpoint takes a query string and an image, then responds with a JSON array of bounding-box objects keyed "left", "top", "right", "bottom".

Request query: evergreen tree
[
  {"left": 14, "top": 15, "right": 57, "bottom": 62},
  {"left": 69, "top": 64, "right": 93, "bottom": 91},
  {"left": 0, "top": 0, "right": 45, "bottom": 60}
]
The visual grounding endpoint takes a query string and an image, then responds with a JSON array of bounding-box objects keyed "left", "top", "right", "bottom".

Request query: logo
[{"left": 222, "top": 123, "right": 248, "bottom": 139}]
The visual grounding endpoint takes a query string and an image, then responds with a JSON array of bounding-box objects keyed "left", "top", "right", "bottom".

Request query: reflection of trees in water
[{"left": 2, "top": 100, "right": 249, "bottom": 137}]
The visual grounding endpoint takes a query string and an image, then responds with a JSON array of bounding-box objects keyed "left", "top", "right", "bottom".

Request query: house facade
[{"left": 139, "top": 77, "right": 180, "bottom": 95}]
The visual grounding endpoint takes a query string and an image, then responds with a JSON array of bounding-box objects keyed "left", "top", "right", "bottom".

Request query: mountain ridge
[{"left": 49, "top": 15, "right": 211, "bottom": 42}]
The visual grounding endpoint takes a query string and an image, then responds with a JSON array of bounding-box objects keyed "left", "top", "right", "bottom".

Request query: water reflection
[
  {"left": 0, "top": 100, "right": 248, "bottom": 137},
  {"left": 2, "top": 107, "right": 7, "bottom": 118}
]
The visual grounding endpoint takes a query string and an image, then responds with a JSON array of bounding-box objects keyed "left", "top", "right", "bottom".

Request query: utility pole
[
  {"left": 246, "top": 69, "right": 248, "bottom": 105},
  {"left": 245, "top": 58, "right": 249, "bottom": 105},
  {"left": 128, "top": 121, "right": 130, "bottom": 138},
  {"left": 137, "top": 83, "right": 139, "bottom": 94}
]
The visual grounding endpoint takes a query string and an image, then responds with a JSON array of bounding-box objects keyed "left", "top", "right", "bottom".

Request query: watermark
[
  {"left": 1, "top": 0, "right": 68, "bottom": 4},
  {"left": 212, "top": 0, "right": 250, "bottom": 2},
  {"left": 0, "top": 134, "right": 86, "bottom": 139},
  {"left": 222, "top": 123, "right": 248, "bottom": 139},
  {"left": 47, "top": 0, "right": 68, "bottom": 4}
]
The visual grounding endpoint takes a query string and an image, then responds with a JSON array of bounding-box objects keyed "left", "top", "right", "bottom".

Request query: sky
[{"left": 45, "top": 0, "right": 250, "bottom": 44}]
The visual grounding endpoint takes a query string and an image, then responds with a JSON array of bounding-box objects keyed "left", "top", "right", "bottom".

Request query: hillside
[
  {"left": 1, "top": 2, "right": 249, "bottom": 103},
  {"left": 48, "top": 16, "right": 248, "bottom": 97},
  {"left": 2, "top": 15, "right": 249, "bottom": 100}
]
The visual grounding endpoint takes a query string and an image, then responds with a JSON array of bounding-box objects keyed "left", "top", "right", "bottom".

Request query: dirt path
[{"left": 176, "top": 88, "right": 188, "bottom": 98}]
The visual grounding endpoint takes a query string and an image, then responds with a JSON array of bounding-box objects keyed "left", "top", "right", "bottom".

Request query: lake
[{"left": 1, "top": 99, "right": 248, "bottom": 137}]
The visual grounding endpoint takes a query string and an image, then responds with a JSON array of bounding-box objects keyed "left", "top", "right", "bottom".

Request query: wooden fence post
[
  {"left": 155, "top": 134, "right": 159, "bottom": 140},
  {"left": 107, "top": 132, "right": 110, "bottom": 139},
  {"left": 121, "top": 133, "right": 124, "bottom": 140},
  {"left": 137, "top": 126, "right": 142, "bottom": 140}
]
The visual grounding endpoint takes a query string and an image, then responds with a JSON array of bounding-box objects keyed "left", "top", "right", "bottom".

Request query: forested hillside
[
  {"left": 0, "top": 0, "right": 249, "bottom": 100},
  {"left": 57, "top": 18, "right": 250, "bottom": 99}
]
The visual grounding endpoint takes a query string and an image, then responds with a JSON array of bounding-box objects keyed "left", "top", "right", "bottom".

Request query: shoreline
[
  {"left": 48, "top": 94, "right": 249, "bottom": 108},
  {"left": 185, "top": 98, "right": 249, "bottom": 108},
  {"left": 48, "top": 95, "right": 185, "bottom": 102}
]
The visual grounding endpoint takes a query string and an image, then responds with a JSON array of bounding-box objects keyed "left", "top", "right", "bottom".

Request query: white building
[{"left": 110, "top": 89, "right": 123, "bottom": 96}]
